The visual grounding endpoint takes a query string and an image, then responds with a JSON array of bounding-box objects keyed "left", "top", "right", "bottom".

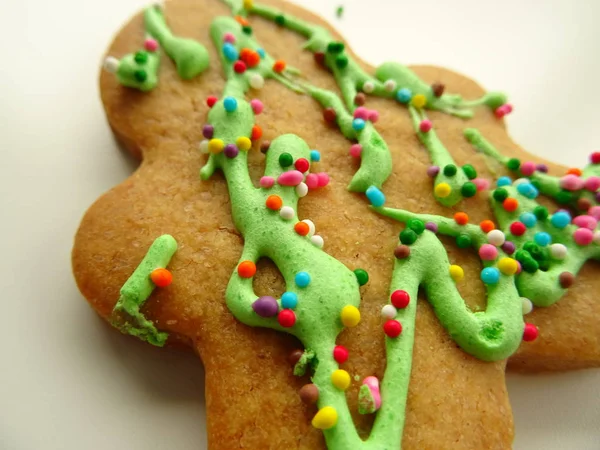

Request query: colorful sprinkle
[
  {"left": 279, "top": 152, "right": 294, "bottom": 167},
  {"left": 411, "top": 94, "right": 426, "bottom": 109},
  {"left": 202, "top": 124, "right": 214, "bottom": 139},
  {"left": 295, "top": 271, "right": 311, "bottom": 287},
  {"left": 522, "top": 323, "right": 539, "bottom": 342},
  {"left": 394, "top": 245, "right": 411, "bottom": 259},
  {"left": 150, "top": 268, "right": 172, "bottom": 287},
  {"left": 294, "top": 222, "right": 310, "bottom": 236},
  {"left": 224, "top": 143, "right": 239, "bottom": 158},
  {"left": 449, "top": 265, "right": 464, "bottom": 282},
  {"left": 383, "top": 320, "right": 402, "bottom": 338},
  {"left": 381, "top": 304, "right": 397, "bottom": 320},
  {"left": 323, "top": 107, "right": 337, "bottom": 123},
  {"left": 521, "top": 297, "right": 533, "bottom": 315},
  {"left": 519, "top": 212, "right": 537, "bottom": 228},
  {"left": 333, "top": 345, "right": 349, "bottom": 364},
  {"left": 509, "top": 222, "right": 527, "bottom": 236},
  {"left": 237, "top": 260, "right": 256, "bottom": 278},
  {"left": 487, "top": 229, "right": 506, "bottom": 247},
  {"left": 574, "top": 228, "right": 594, "bottom": 246},
  {"left": 249, "top": 73, "right": 264, "bottom": 89},
  {"left": 498, "top": 257, "right": 518, "bottom": 275},
  {"left": 352, "top": 118, "right": 366, "bottom": 131},
  {"left": 503, "top": 198, "right": 519, "bottom": 212},
  {"left": 278, "top": 309, "right": 296, "bottom": 327},
  {"left": 266, "top": 195, "right": 283, "bottom": 210},
  {"left": 480, "top": 267, "right": 500, "bottom": 284},
  {"left": 534, "top": 232, "right": 551, "bottom": 246},
  {"left": 310, "top": 235, "right": 324, "bottom": 248},
  {"left": 144, "top": 38, "right": 158, "bottom": 51},
  {"left": 223, "top": 96, "right": 237, "bottom": 112},
  {"left": 312, "top": 407, "right": 338, "bottom": 430},
  {"left": 206, "top": 96, "right": 218, "bottom": 107},
  {"left": 310, "top": 150, "right": 321, "bottom": 161},
  {"left": 341, "top": 305, "right": 361, "bottom": 327},
  {"left": 396, "top": 88, "right": 412, "bottom": 103},
  {"left": 252, "top": 296, "right": 278, "bottom": 317},
  {"left": 419, "top": 119, "right": 432, "bottom": 133},
  {"left": 236, "top": 136, "right": 252, "bottom": 151},
  {"left": 383, "top": 79, "right": 396, "bottom": 91},
  {"left": 550, "top": 211, "right": 571, "bottom": 229},
  {"left": 296, "top": 182, "right": 309, "bottom": 197},
  {"left": 354, "top": 269, "right": 369, "bottom": 286},
  {"left": 454, "top": 212, "right": 469, "bottom": 225},
  {"left": 390, "top": 290, "right": 410, "bottom": 309},
  {"left": 278, "top": 170, "right": 304, "bottom": 186},
  {"left": 299, "top": 384, "right": 319, "bottom": 404},
  {"left": 223, "top": 43, "right": 239, "bottom": 61},
  {"left": 362, "top": 81, "right": 375, "bottom": 93},
  {"left": 480, "top": 220, "right": 495, "bottom": 233},
  {"left": 331, "top": 369, "right": 351, "bottom": 390},
  {"left": 434, "top": 183, "right": 451, "bottom": 198},
  {"left": 260, "top": 176, "right": 275, "bottom": 188},
  {"left": 280, "top": 206, "right": 295, "bottom": 220},
  {"left": 366, "top": 186, "right": 385, "bottom": 207},
  {"left": 478, "top": 244, "right": 498, "bottom": 261},
  {"left": 208, "top": 138, "right": 225, "bottom": 153},
  {"left": 497, "top": 176, "right": 512, "bottom": 187},
  {"left": 426, "top": 166, "right": 440, "bottom": 177},
  {"left": 273, "top": 60, "right": 286, "bottom": 73}
]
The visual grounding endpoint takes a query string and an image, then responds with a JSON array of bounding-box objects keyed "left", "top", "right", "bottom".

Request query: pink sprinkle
[
  {"left": 426, "top": 166, "right": 440, "bottom": 177},
  {"left": 503, "top": 104, "right": 513, "bottom": 114},
  {"left": 250, "top": 99, "right": 264, "bottom": 114},
  {"left": 572, "top": 215, "right": 598, "bottom": 230},
  {"left": 520, "top": 161, "right": 536, "bottom": 176},
  {"left": 419, "top": 119, "right": 432, "bottom": 133},
  {"left": 278, "top": 170, "right": 304, "bottom": 186},
  {"left": 478, "top": 244, "right": 498, "bottom": 261},
  {"left": 368, "top": 110, "right": 379, "bottom": 123},
  {"left": 305, "top": 173, "right": 319, "bottom": 190},
  {"left": 223, "top": 33, "right": 236, "bottom": 43},
  {"left": 473, "top": 177, "right": 491, "bottom": 191},
  {"left": 363, "top": 376, "right": 381, "bottom": 410},
  {"left": 589, "top": 206, "right": 600, "bottom": 220},
  {"left": 260, "top": 176, "right": 274, "bottom": 188},
  {"left": 144, "top": 38, "right": 158, "bottom": 52},
  {"left": 353, "top": 107, "right": 369, "bottom": 120},
  {"left": 349, "top": 144, "right": 362, "bottom": 158},
  {"left": 316, "top": 172, "right": 330, "bottom": 187},
  {"left": 495, "top": 105, "right": 508, "bottom": 119},
  {"left": 574, "top": 227, "right": 594, "bottom": 246},
  {"left": 560, "top": 174, "right": 584, "bottom": 191},
  {"left": 584, "top": 176, "right": 600, "bottom": 192}
]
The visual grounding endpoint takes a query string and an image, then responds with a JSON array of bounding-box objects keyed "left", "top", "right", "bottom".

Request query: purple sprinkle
[
  {"left": 501, "top": 241, "right": 516, "bottom": 255},
  {"left": 536, "top": 163, "right": 549, "bottom": 173},
  {"left": 426, "top": 166, "right": 440, "bottom": 177},
  {"left": 252, "top": 296, "right": 279, "bottom": 317},
  {"left": 202, "top": 124, "right": 214, "bottom": 139},
  {"left": 596, "top": 192, "right": 600, "bottom": 202},
  {"left": 425, "top": 221, "right": 438, "bottom": 233},
  {"left": 224, "top": 143, "right": 239, "bottom": 158}
]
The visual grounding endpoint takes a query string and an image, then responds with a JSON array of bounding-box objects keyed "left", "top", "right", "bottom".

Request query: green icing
[
  {"left": 111, "top": 234, "right": 177, "bottom": 347},
  {"left": 115, "top": 50, "right": 160, "bottom": 92}
]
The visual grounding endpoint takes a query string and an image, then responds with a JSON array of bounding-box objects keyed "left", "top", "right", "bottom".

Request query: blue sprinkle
[
  {"left": 352, "top": 118, "right": 366, "bottom": 131},
  {"left": 480, "top": 267, "right": 500, "bottom": 285},
  {"left": 534, "top": 232, "right": 552, "bottom": 247},
  {"left": 281, "top": 292, "right": 298, "bottom": 309},
  {"left": 223, "top": 96, "right": 238, "bottom": 112},
  {"left": 257, "top": 48, "right": 266, "bottom": 58},
  {"left": 295, "top": 272, "right": 311, "bottom": 288},
  {"left": 497, "top": 176, "right": 512, "bottom": 187},
  {"left": 222, "top": 43, "right": 239, "bottom": 62},
  {"left": 310, "top": 150, "right": 321, "bottom": 162},
  {"left": 550, "top": 211, "right": 571, "bottom": 229},
  {"left": 396, "top": 88, "right": 412, "bottom": 104},
  {"left": 516, "top": 182, "right": 539, "bottom": 199},
  {"left": 519, "top": 212, "right": 537, "bottom": 228},
  {"left": 366, "top": 185, "right": 385, "bottom": 207}
]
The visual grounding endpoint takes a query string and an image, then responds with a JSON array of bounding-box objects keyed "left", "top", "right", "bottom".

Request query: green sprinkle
[
  {"left": 407, "top": 219, "right": 425, "bottom": 235},
  {"left": 556, "top": 190, "right": 573, "bottom": 204},
  {"left": 134, "top": 51, "right": 148, "bottom": 64},
  {"left": 327, "top": 42, "right": 344, "bottom": 53},
  {"left": 134, "top": 70, "right": 147, "bottom": 82},
  {"left": 461, "top": 182, "right": 477, "bottom": 198},
  {"left": 456, "top": 234, "right": 472, "bottom": 248},
  {"left": 275, "top": 14, "right": 285, "bottom": 25},
  {"left": 493, "top": 188, "right": 508, "bottom": 202},
  {"left": 336, "top": 6, "right": 344, "bottom": 18},
  {"left": 443, "top": 164, "right": 457, "bottom": 176},
  {"left": 242, "top": 25, "right": 252, "bottom": 35},
  {"left": 507, "top": 158, "right": 521, "bottom": 171},
  {"left": 399, "top": 229, "right": 418, "bottom": 245},
  {"left": 354, "top": 269, "right": 369, "bottom": 286},
  {"left": 335, "top": 55, "right": 348, "bottom": 69},
  {"left": 522, "top": 258, "right": 539, "bottom": 273},
  {"left": 462, "top": 164, "right": 477, "bottom": 180},
  {"left": 279, "top": 152, "right": 294, "bottom": 167},
  {"left": 533, "top": 206, "right": 549, "bottom": 220}
]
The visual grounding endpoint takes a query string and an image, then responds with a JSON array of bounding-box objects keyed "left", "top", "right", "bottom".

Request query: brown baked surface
[{"left": 73, "top": 0, "right": 599, "bottom": 448}]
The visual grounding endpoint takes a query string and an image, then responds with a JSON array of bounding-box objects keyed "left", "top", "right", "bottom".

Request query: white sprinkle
[
  {"left": 280, "top": 206, "right": 295, "bottom": 220},
  {"left": 487, "top": 229, "right": 505, "bottom": 247},
  {"left": 103, "top": 56, "right": 120, "bottom": 74},
  {"left": 199, "top": 140, "right": 209, "bottom": 154},
  {"left": 513, "top": 178, "right": 529, "bottom": 186},
  {"left": 521, "top": 297, "right": 533, "bottom": 315},
  {"left": 550, "top": 243, "right": 567, "bottom": 260},
  {"left": 301, "top": 219, "right": 315, "bottom": 237},
  {"left": 383, "top": 79, "right": 396, "bottom": 92},
  {"left": 381, "top": 304, "right": 397, "bottom": 319},
  {"left": 310, "top": 235, "right": 324, "bottom": 248},
  {"left": 362, "top": 81, "right": 375, "bottom": 94},
  {"left": 249, "top": 73, "right": 264, "bottom": 89},
  {"left": 295, "top": 182, "right": 308, "bottom": 198}
]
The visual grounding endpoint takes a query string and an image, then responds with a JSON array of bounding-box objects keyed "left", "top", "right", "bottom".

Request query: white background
[{"left": 1, "top": 0, "right": 599, "bottom": 448}]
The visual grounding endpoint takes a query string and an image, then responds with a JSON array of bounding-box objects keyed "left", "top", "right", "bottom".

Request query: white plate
[{"left": 1, "top": 0, "right": 599, "bottom": 448}]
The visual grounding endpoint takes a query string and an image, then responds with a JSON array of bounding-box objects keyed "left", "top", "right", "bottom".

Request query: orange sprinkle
[
  {"left": 239, "top": 48, "right": 252, "bottom": 61},
  {"left": 246, "top": 51, "right": 261, "bottom": 68},
  {"left": 454, "top": 212, "right": 469, "bottom": 225},
  {"left": 237, "top": 260, "right": 257, "bottom": 278},
  {"left": 503, "top": 197, "right": 519, "bottom": 212},
  {"left": 566, "top": 167, "right": 582, "bottom": 176},
  {"left": 273, "top": 60, "right": 286, "bottom": 73},
  {"left": 266, "top": 194, "right": 283, "bottom": 210},
  {"left": 150, "top": 268, "right": 173, "bottom": 288},
  {"left": 479, "top": 220, "right": 495, "bottom": 233},
  {"left": 235, "top": 15, "right": 250, "bottom": 26},
  {"left": 251, "top": 125, "right": 263, "bottom": 140},
  {"left": 294, "top": 222, "right": 310, "bottom": 236}
]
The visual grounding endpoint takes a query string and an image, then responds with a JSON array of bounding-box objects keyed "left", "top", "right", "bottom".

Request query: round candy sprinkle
[
  {"left": 369, "top": 111, "right": 380, "bottom": 125},
  {"left": 279, "top": 152, "right": 293, "bottom": 167},
  {"left": 288, "top": 349, "right": 304, "bottom": 365},
  {"left": 497, "top": 176, "right": 512, "bottom": 187},
  {"left": 521, "top": 297, "right": 533, "bottom": 315},
  {"left": 280, "top": 206, "right": 295, "bottom": 220},
  {"left": 480, "top": 220, "right": 495, "bottom": 233},
  {"left": 431, "top": 82, "right": 445, "bottom": 97},
  {"left": 208, "top": 138, "right": 225, "bottom": 153},
  {"left": 585, "top": 176, "right": 600, "bottom": 192},
  {"left": 425, "top": 222, "right": 438, "bottom": 233},
  {"left": 449, "top": 265, "right": 464, "bottom": 282},
  {"left": 252, "top": 296, "right": 278, "bottom": 317},
  {"left": 222, "top": 32, "right": 235, "bottom": 43},
  {"left": 502, "top": 241, "right": 516, "bottom": 255},
  {"left": 296, "top": 182, "right": 309, "bottom": 197},
  {"left": 349, "top": 144, "right": 362, "bottom": 158},
  {"left": 456, "top": 234, "right": 472, "bottom": 248},
  {"left": 295, "top": 271, "right": 311, "bottom": 287},
  {"left": 354, "top": 269, "right": 369, "bottom": 286},
  {"left": 206, "top": 96, "right": 218, "bottom": 107},
  {"left": 341, "top": 305, "right": 361, "bottom": 327},
  {"left": 281, "top": 292, "right": 298, "bottom": 309},
  {"left": 312, "top": 407, "right": 338, "bottom": 430},
  {"left": 299, "top": 384, "right": 319, "bottom": 404},
  {"left": 302, "top": 219, "right": 316, "bottom": 236},
  {"left": 559, "top": 272, "right": 574, "bottom": 288},
  {"left": 407, "top": 219, "right": 425, "bottom": 234},
  {"left": 498, "top": 257, "right": 518, "bottom": 275},
  {"left": 266, "top": 195, "right": 283, "bottom": 210},
  {"left": 381, "top": 304, "right": 397, "bottom": 320},
  {"left": 317, "top": 172, "right": 330, "bottom": 187},
  {"left": 507, "top": 158, "right": 521, "bottom": 171},
  {"left": 223, "top": 96, "right": 237, "bottom": 112},
  {"left": 487, "top": 229, "right": 506, "bottom": 247},
  {"left": 520, "top": 212, "right": 537, "bottom": 228},
  {"left": 590, "top": 151, "right": 600, "bottom": 164},
  {"left": 150, "top": 268, "right": 172, "bottom": 287},
  {"left": 260, "top": 176, "right": 275, "bottom": 188},
  {"left": 250, "top": 99, "right": 264, "bottom": 115},
  {"left": 294, "top": 222, "right": 310, "bottom": 236},
  {"left": 333, "top": 345, "right": 349, "bottom": 364},
  {"left": 550, "top": 211, "right": 571, "bottom": 228},
  {"left": 354, "top": 107, "right": 369, "bottom": 120},
  {"left": 362, "top": 81, "right": 375, "bottom": 93},
  {"left": 144, "top": 38, "right": 159, "bottom": 51},
  {"left": 478, "top": 244, "right": 498, "bottom": 261},
  {"left": 237, "top": 261, "right": 256, "bottom": 278},
  {"left": 534, "top": 206, "right": 549, "bottom": 220},
  {"left": 305, "top": 174, "right": 319, "bottom": 190},
  {"left": 419, "top": 120, "right": 432, "bottom": 133},
  {"left": 273, "top": 60, "right": 286, "bottom": 73},
  {"left": 461, "top": 182, "right": 477, "bottom": 198},
  {"left": 510, "top": 222, "right": 526, "bottom": 236},
  {"left": 574, "top": 228, "right": 594, "bottom": 246},
  {"left": 198, "top": 140, "right": 209, "bottom": 154},
  {"left": 434, "top": 182, "right": 451, "bottom": 198},
  {"left": 233, "top": 136, "right": 250, "bottom": 151},
  {"left": 310, "top": 150, "right": 321, "bottom": 162},
  {"left": 383, "top": 320, "right": 402, "bottom": 338},
  {"left": 396, "top": 88, "right": 412, "bottom": 103},
  {"left": 311, "top": 235, "right": 324, "bottom": 248},
  {"left": 503, "top": 198, "right": 519, "bottom": 212},
  {"left": 590, "top": 206, "right": 600, "bottom": 220},
  {"left": 294, "top": 158, "right": 310, "bottom": 173},
  {"left": 202, "top": 124, "right": 214, "bottom": 139},
  {"left": 454, "top": 212, "right": 469, "bottom": 225},
  {"left": 520, "top": 161, "right": 536, "bottom": 176},
  {"left": 133, "top": 69, "right": 147, "bottom": 82},
  {"left": 480, "top": 267, "right": 500, "bottom": 284},
  {"left": 560, "top": 174, "right": 584, "bottom": 191},
  {"left": 493, "top": 188, "right": 509, "bottom": 202},
  {"left": 354, "top": 93, "right": 366, "bottom": 106},
  {"left": 251, "top": 125, "right": 262, "bottom": 140},
  {"left": 249, "top": 73, "right": 264, "bottom": 89},
  {"left": 522, "top": 323, "right": 539, "bottom": 342},
  {"left": 383, "top": 79, "right": 396, "bottom": 91},
  {"left": 224, "top": 143, "right": 239, "bottom": 158},
  {"left": 536, "top": 163, "right": 549, "bottom": 173},
  {"left": 352, "top": 118, "right": 366, "bottom": 131},
  {"left": 394, "top": 245, "right": 411, "bottom": 259},
  {"left": 233, "top": 60, "right": 246, "bottom": 73},
  {"left": 426, "top": 166, "right": 440, "bottom": 177},
  {"left": 390, "top": 290, "right": 410, "bottom": 309},
  {"left": 366, "top": 185, "right": 385, "bottom": 207},
  {"left": 534, "top": 232, "right": 551, "bottom": 247},
  {"left": 331, "top": 369, "right": 351, "bottom": 390},
  {"left": 399, "top": 229, "right": 418, "bottom": 245},
  {"left": 278, "top": 309, "right": 296, "bottom": 327},
  {"left": 443, "top": 164, "right": 457, "bottom": 177},
  {"left": 411, "top": 94, "right": 426, "bottom": 108},
  {"left": 323, "top": 107, "right": 337, "bottom": 123}
]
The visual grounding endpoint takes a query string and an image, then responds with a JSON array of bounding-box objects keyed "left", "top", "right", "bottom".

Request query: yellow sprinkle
[
  {"left": 411, "top": 94, "right": 427, "bottom": 109},
  {"left": 434, "top": 182, "right": 451, "bottom": 198},
  {"left": 331, "top": 369, "right": 351, "bottom": 390},
  {"left": 498, "top": 257, "right": 518, "bottom": 275},
  {"left": 340, "top": 305, "right": 361, "bottom": 327},
  {"left": 243, "top": 0, "right": 254, "bottom": 9},
  {"left": 449, "top": 265, "right": 464, "bottom": 282},
  {"left": 236, "top": 136, "right": 252, "bottom": 151},
  {"left": 208, "top": 138, "right": 224, "bottom": 153},
  {"left": 312, "top": 406, "right": 338, "bottom": 429}
]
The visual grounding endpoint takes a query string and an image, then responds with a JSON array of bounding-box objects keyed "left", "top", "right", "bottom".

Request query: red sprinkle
[
  {"left": 234, "top": 61, "right": 247, "bottom": 73},
  {"left": 278, "top": 309, "right": 296, "bottom": 327},
  {"left": 207, "top": 96, "right": 218, "bottom": 108},
  {"left": 383, "top": 320, "right": 402, "bottom": 338},
  {"left": 333, "top": 345, "right": 349, "bottom": 364},
  {"left": 591, "top": 152, "right": 600, "bottom": 165},
  {"left": 390, "top": 290, "right": 410, "bottom": 309},
  {"left": 294, "top": 158, "right": 310, "bottom": 173},
  {"left": 251, "top": 125, "right": 262, "bottom": 140},
  {"left": 522, "top": 323, "right": 539, "bottom": 342},
  {"left": 509, "top": 221, "right": 527, "bottom": 236},
  {"left": 314, "top": 52, "right": 326, "bottom": 66}
]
